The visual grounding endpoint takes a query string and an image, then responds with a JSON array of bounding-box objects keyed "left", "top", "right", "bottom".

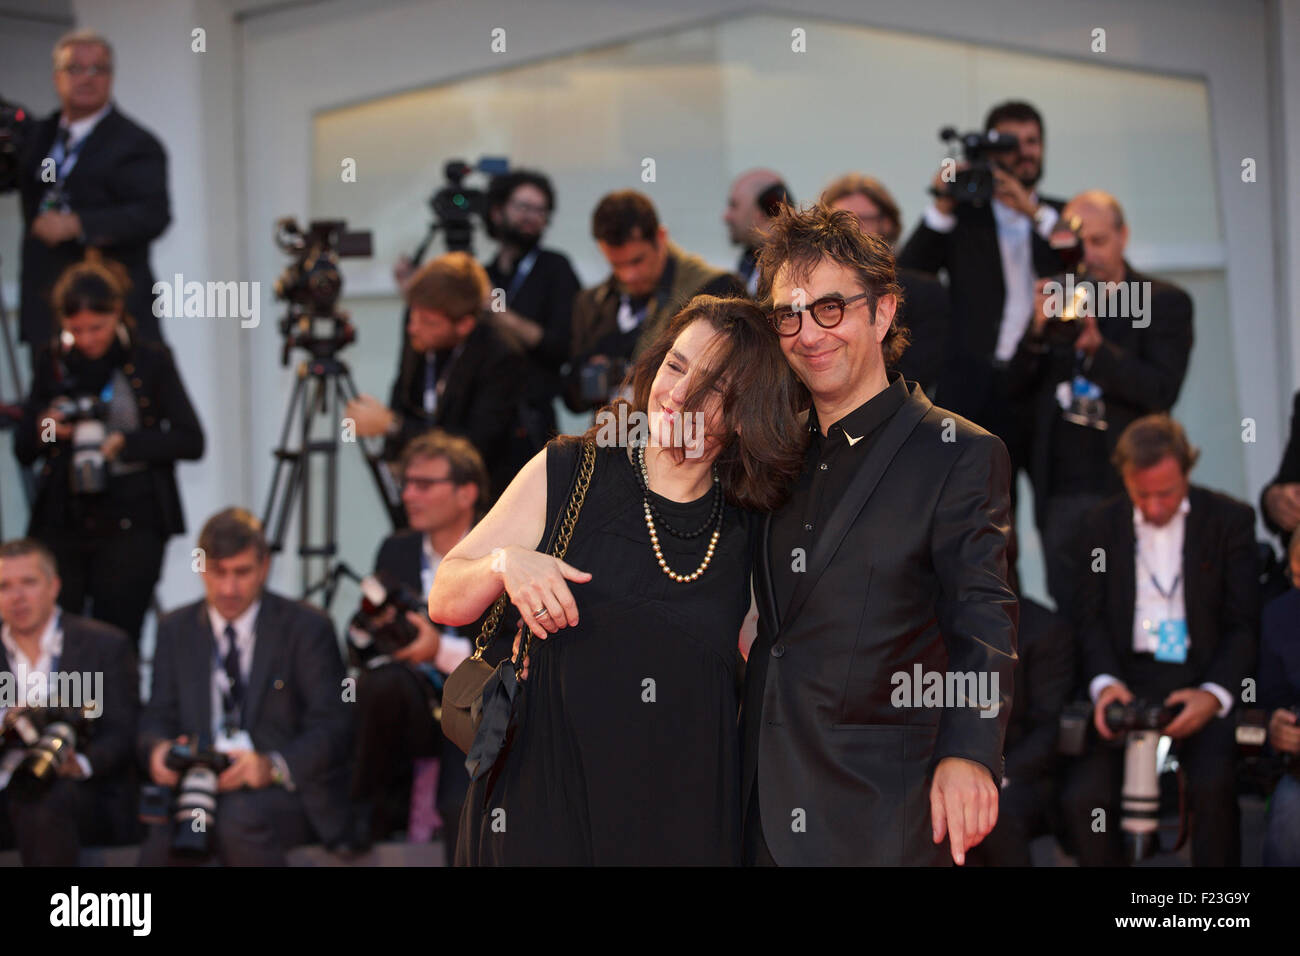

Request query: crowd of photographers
[{"left": 1, "top": 29, "right": 1299, "bottom": 867}]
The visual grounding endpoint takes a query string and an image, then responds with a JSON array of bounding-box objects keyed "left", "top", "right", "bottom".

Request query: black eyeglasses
[
  {"left": 59, "top": 64, "right": 112, "bottom": 77},
  {"left": 769, "top": 291, "right": 872, "bottom": 337}
]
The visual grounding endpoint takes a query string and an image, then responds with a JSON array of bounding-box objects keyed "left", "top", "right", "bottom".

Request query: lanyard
[
  {"left": 1136, "top": 544, "right": 1182, "bottom": 615},
  {"left": 505, "top": 248, "right": 539, "bottom": 302},
  {"left": 49, "top": 131, "right": 88, "bottom": 182}
]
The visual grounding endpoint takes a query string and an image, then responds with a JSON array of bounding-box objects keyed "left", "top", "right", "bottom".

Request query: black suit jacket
[
  {"left": 0, "top": 613, "right": 139, "bottom": 840},
  {"left": 139, "top": 591, "right": 353, "bottom": 844},
  {"left": 740, "top": 383, "right": 1019, "bottom": 865},
  {"left": 387, "top": 320, "right": 525, "bottom": 502},
  {"left": 1007, "top": 264, "right": 1194, "bottom": 526},
  {"left": 18, "top": 106, "right": 171, "bottom": 344},
  {"left": 1004, "top": 597, "right": 1073, "bottom": 786},
  {"left": 1073, "top": 486, "right": 1259, "bottom": 696},
  {"left": 892, "top": 266, "right": 949, "bottom": 394},
  {"left": 1261, "top": 390, "right": 1300, "bottom": 548},
  {"left": 898, "top": 197, "right": 1064, "bottom": 418}
]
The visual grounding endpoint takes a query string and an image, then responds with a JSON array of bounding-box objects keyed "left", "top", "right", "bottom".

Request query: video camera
[
  {"left": 273, "top": 218, "right": 373, "bottom": 365},
  {"left": 0, "top": 97, "right": 32, "bottom": 194},
  {"left": 934, "top": 126, "right": 1020, "bottom": 207},
  {"left": 423, "top": 157, "right": 509, "bottom": 255},
  {"left": 0, "top": 705, "right": 98, "bottom": 797}
]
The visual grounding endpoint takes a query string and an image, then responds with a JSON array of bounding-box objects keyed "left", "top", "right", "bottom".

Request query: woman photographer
[{"left": 14, "top": 252, "right": 204, "bottom": 649}]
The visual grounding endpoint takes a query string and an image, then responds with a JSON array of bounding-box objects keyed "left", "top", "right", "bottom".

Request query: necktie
[{"left": 223, "top": 623, "right": 244, "bottom": 717}]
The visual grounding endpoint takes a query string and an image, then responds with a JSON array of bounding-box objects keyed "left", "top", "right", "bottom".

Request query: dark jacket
[
  {"left": 1004, "top": 597, "right": 1074, "bottom": 786},
  {"left": 893, "top": 266, "right": 950, "bottom": 394},
  {"left": 139, "top": 591, "right": 354, "bottom": 845},
  {"left": 1006, "top": 263, "right": 1194, "bottom": 526},
  {"left": 1258, "top": 589, "right": 1300, "bottom": 711},
  {"left": 18, "top": 105, "right": 171, "bottom": 344},
  {"left": 741, "top": 382, "right": 1018, "bottom": 865},
  {"left": 1261, "top": 390, "right": 1300, "bottom": 549},
  {"left": 14, "top": 333, "right": 205, "bottom": 537},
  {"left": 1073, "top": 485, "right": 1259, "bottom": 695}
]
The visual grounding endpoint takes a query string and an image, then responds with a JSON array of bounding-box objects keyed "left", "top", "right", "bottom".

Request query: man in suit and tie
[
  {"left": 138, "top": 508, "right": 353, "bottom": 865},
  {"left": 0, "top": 538, "right": 138, "bottom": 865},
  {"left": 740, "top": 203, "right": 1018, "bottom": 866},
  {"left": 1060, "top": 415, "right": 1258, "bottom": 866},
  {"left": 17, "top": 29, "right": 170, "bottom": 347},
  {"left": 348, "top": 431, "right": 487, "bottom": 858},
  {"left": 346, "top": 251, "right": 525, "bottom": 506},
  {"left": 1008, "top": 191, "right": 1193, "bottom": 618}
]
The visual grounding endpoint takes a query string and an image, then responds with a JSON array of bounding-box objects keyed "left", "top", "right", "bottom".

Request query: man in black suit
[
  {"left": 1261, "top": 389, "right": 1300, "bottom": 553},
  {"left": 823, "top": 172, "right": 950, "bottom": 395},
  {"left": 1008, "top": 190, "right": 1194, "bottom": 617},
  {"left": 898, "top": 101, "right": 1065, "bottom": 512},
  {"left": 17, "top": 30, "right": 170, "bottom": 346},
  {"left": 0, "top": 538, "right": 138, "bottom": 865},
  {"left": 138, "top": 508, "right": 352, "bottom": 866},
  {"left": 741, "top": 203, "right": 1018, "bottom": 866},
  {"left": 348, "top": 431, "right": 487, "bottom": 859},
  {"left": 1060, "top": 415, "right": 1258, "bottom": 866},
  {"left": 346, "top": 251, "right": 525, "bottom": 505}
]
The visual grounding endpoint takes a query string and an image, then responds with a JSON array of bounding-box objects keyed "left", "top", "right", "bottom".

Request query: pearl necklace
[{"left": 638, "top": 443, "right": 724, "bottom": 583}]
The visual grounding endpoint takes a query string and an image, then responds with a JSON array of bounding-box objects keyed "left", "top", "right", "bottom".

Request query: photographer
[
  {"left": 16, "top": 30, "right": 170, "bottom": 347},
  {"left": 898, "top": 101, "right": 1065, "bottom": 507},
  {"left": 1008, "top": 190, "right": 1193, "bottom": 617},
  {"left": 13, "top": 254, "right": 204, "bottom": 650},
  {"left": 1059, "top": 415, "right": 1258, "bottom": 866},
  {"left": 723, "top": 168, "right": 790, "bottom": 295},
  {"left": 565, "top": 190, "right": 742, "bottom": 413},
  {"left": 1260, "top": 531, "right": 1300, "bottom": 864},
  {"left": 0, "top": 538, "right": 138, "bottom": 866},
  {"left": 345, "top": 251, "right": 524, "bottom": 505},
  {"left": 138, "top": 508, "right": 352, "bottom": 866},
  {"left": 348, "top": 431, "right": 487, "bottom": 859}
]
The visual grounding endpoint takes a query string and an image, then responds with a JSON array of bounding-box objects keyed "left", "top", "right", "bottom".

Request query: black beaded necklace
[{"left": 633, "top": 442, "right": 722, "bottom": 539}]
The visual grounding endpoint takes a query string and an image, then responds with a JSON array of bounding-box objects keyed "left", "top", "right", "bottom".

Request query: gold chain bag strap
[{"left": 441, "top": 440, "right": 596, "bottom": 776}]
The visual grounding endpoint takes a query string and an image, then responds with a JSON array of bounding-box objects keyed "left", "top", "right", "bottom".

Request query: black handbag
[{"left": 441, "top": 440, "right": 595, "bottom": 779}]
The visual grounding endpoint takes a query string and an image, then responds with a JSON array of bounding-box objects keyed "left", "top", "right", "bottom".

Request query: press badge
[{"left": 1152, "top": 619, "right": 1189, "bottom": 664}]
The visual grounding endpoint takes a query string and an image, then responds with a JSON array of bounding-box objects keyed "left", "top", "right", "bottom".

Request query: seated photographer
[
  {"left": 1059, "top": 415, "right": 1258, "bottom": 866},
  {"left": 565, "top": 190, "right": 742, "bottom": 413},
  {"left": 1008, "top": 190, "right": 1193, "bottom": 618},
  {"left": 137, "top": 508, "right": 352, "bottom": 866},
  {"left": 0, "top": 538, "right": 138, "bottom": 866},
  {"left": 348, "top": 431, "right": 488, "bottom": 859},
  {"left": 1259, "top": 530, "right": 1300, "bottom": 865},
  {"left": 12, "top": 253, "right": 205, "bottom": 650},
  {"left": 345, "top": 251, "right": 524, "bottom": 506}
]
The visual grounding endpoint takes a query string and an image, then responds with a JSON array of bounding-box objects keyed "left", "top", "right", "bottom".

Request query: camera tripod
[{"left": 261, "top": 348, "right": 405, "bottom": 610}]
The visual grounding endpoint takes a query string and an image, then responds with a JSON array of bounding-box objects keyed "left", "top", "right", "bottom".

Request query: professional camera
[
  {"left": 0, "top": 705, "right": 97, "bottom": 797},
  {"left": 138, "top": 735, "right": 232, "bottom": 859},
  {"left": 1106, "top": 699, "right": 1186, "bottom": 862},
  {"left": 425, "top": 157, "right": 509, "bottom": 254},
  {"left": 273, "top": 218, "right": 373, "bottom": 365},
  {"left": 578, "top": 356, "right": 630, "bottom": 407},
  {"left": 0, "top": 97, "right": 32, "bottom": 194},
  {"left": 935, "top": 126, "right": 1020, "bottom": 206},
  {"left": 50, "top": 393, "right": 110, "bottom": 494},
  {"left": 347, "top": 569, "right": 427, "bottom": 667}
]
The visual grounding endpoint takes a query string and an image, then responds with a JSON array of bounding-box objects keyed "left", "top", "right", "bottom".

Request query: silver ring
[{"left": 532, "top": 607, "right": 550, "bottom": 618}]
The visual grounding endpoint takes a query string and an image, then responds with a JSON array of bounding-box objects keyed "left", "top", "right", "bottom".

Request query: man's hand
[
  {"left": 30, "top": 211, "right": 82, "bottom": 246},
  {"left": 1073, "top": 312, "right": 1103, "bottom": 358},
  {"left": 56, "top": 749, "right": 86, "bottom": 779},
  {"left": 1162, "top": 688, "right": 1220, "bottom": 739},
  {"left": 392, "top": 611, "right": 441, "bottom": 665},
  {"left": 343, "top": 394, "right": 395, "bottom": 439},
  {"left": 1030, "top": 277, "right": 1056, "bottom": 337},
  {"left": 101, "top": 431, "right": 126, "bottom": 461},
  {"left": 149, "top": 736, "right": 185, "bottom": 787},
  {"left": 217, "top": 750, "right": 273, "bottom": 791},
  {"left": 930, "top": 756, "right": 998, "bottom": 865},
  {"left": 1094, "top": 682, "right": 1134, "bottom": 740},
  {"left": 1268, "top": 708, "right": 1300, "bottom": 755},
  {"left": 991, "top": 167, "right": 1037, "bottom": 218},
  {"left": 929, "top": 162, "right": 967, "bottom": 216},
  {"left": 1264, "top": 483, "right": 1300, "bottom": 533}
]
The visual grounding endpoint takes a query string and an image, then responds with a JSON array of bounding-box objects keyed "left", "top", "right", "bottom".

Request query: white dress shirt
[
  {"left": 923, "top": 195, "right": 1059, "bottom": 361},
  {"left": 1088, "top": 497, "right": 1233, "bottom": 716},
  {"left": 423, "top": 535, "right": 473, "bottom": 674},
  {"left": 1, "top": 611, "right": 94, "bottom": 777}
]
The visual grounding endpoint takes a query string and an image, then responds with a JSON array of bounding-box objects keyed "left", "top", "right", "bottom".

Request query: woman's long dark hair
[{"left": 567, "top": 295, "right": 810, "bottom": 512}]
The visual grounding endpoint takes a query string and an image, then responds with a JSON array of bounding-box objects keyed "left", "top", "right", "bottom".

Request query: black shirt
[
  {"left": 769, "top": 373, "right": 909, "bottom": 618},
  {"left": 485, "top": 247, "right": 581, "bottom": 397}
]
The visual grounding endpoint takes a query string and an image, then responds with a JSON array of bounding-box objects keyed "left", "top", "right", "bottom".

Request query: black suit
[
  {"left": 1261, "top": 389, "right": 1300, "bottom": 550},
  {"left": 18, "top": 106, "right": 171, "bottom": 344},
  {"left": 138, "top": 591, "right": 353, "bottom": 864},
  {"left": 891, "top": 267, "right": 949, "bottom": 395},
  {"left": 741, "top": 379, "right": 1018, "bottom": 865},
  {"left": 0, "top": 613, "right": 138, "bottom": 865},
  {"left": 1060, "top": 486, "right": 1259, "bottom": 866},
  {"left": 386, "top": 321, "right": 525, "bottom": 503}
]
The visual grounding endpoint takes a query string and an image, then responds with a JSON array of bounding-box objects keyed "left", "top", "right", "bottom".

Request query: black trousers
[
  {"left": 40, "top": 523, "right": 166, "bottom": 651},
  {"left": 742, "top": 779, "right": 777, "bottom": 867},
  {"left": 137, "top": 787, "right": 314, "bottom": 866}
]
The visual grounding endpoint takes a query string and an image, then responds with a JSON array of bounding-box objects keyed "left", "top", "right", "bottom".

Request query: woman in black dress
[{"left": 429, "top": 295, "right": 807, "bottom": 864}]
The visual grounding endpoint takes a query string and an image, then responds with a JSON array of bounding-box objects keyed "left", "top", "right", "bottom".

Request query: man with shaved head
[
  {"left": 1007, "top": 189, "right": 1194, "bottom": 616},
  {"left": 725, "top": 169, "right": 793, "bottom": 296}
]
